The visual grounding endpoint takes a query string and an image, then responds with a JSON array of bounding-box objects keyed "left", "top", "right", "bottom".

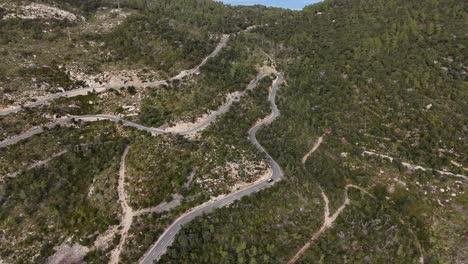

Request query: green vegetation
[
  {"left": 0, "top": 16, "right": 83, "bottom": 104},
  {"left": 200, "top": 76, "right": 273, "bottom": 165},
  {"left": 0, "top": 140, "right": 126, "bottom": 263},
  {"left": 257, "top": 0, "right": 467, "bottom": 168},
  {"left": 126, "top": 77, "right": 274, "bottom": 209},
  {"left": 18, "top": 64, "right": 84, "bottom": 90},
  {"left": 120, "top": 211, "right": 177, "bottom": 264},
  {"left": 300, "top": 190, "right": 423, "bottom": 263},
  {"left": 0, "top": 109, "right": 48, "bottom": 141},
  {"left": 139, "top": 33, "right": 264, "bottom": 127},
  {"left": 125, "top": 135, "right": 195, "bottom": 209},
  {"left": 160, "top": 180, "right": 324, "bottom": 264},
  {"left": 1, "top": 0, "right": 466, "bottom": 263},
  {"left": 355, "top": 155, "right": 467, "bottom": 262},
  {"left": 0, "top": 121, "right": 126, "bottom": 175},
  {"left": 159, "top": 0, "right": 468, "bottom": 262},
  {"left": 0, "top": 0, "right": 245, "bottom": 106},
  {"left": 101, "top": 14, "right": 215, "bottom": 76}
]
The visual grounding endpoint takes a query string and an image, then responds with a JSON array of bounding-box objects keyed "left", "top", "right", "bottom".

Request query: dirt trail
[
  {"left": 293, "top": 146, "right": 428, "bottom": 264},
  {"left": 301, "top": 132, "right": 328, "bottom": 165},
  {"left": 450, "top": 160, "right": 468, "bottom": 172},
  {"left": 287, "top": 185, "right": 372, "bottom": 264},
  {"left": 184, "top": 169, "right": 197, "bottom": 189},
  {"left": 109, "top": 146, "right": 133, "bottom": 264},
  {"left": 288, "top": 183, "right": 426, "bottom": 264},
  {"left": 108, "top": 146, "right": 183, "bottom": 264}
]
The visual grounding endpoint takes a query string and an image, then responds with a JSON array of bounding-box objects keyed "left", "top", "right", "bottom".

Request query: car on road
[{"left": 267, "top": 178, "right": 274, "bottom": 183}]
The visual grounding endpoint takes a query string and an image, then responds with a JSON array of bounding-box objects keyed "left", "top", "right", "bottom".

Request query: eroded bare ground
[
  {"left": 46, "top": 242, "right": 90, "bottom": 264},
  {"left": 0, "top": 2, "right": 84, "bottom": 21},
  {"left": 94, "top": 225, "right": 119, "bottom": 251},
  {"left": 363, "top": 150, "right": 468, "bottom": 181},
  {"left": 0, "top": 27, "right": 230, "bottom": 112},
  {"left": 134, "top": 194, "right": 183, "bottom": 216}
]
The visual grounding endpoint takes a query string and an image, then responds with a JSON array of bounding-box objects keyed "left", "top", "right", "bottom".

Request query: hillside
[{"left": 0, "top": 0, "right": 466, "bottom": 263}]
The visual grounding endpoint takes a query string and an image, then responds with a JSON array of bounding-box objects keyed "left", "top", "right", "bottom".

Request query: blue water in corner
[{"left": 218, "top": 0, "right": 322, "bottom": 10}]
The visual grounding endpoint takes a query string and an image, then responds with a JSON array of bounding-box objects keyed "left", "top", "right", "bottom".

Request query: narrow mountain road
[
  {"left": 139, "top": 73, "right": 284, "bottom": 264},
  {"left": 0, "top": 34, "right": 230, "bottom": 116},
  {"left": 73, "top": 74, "right": 269, "bottom": 136},
  {"left": 0, "top": 118, "right": 73, "bottom": 149},
  {"left": 0, "top": 72, "right": 270, "bottom": 149},
  {"left": 0, "top": 34, "right": 284, "bottom": 263},
  {"left": 1, "top": 72, "right": 286, "bottom": 264},
  {"left": 173, "top": 72, "right": 268, "bottom": 135}
]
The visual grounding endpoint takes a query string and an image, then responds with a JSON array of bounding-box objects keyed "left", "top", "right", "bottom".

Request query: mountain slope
[{"left": 0, "top": 0, "right": 466, "bottom": 263}]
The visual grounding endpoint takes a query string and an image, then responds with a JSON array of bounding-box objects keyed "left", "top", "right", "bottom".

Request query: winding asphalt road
[
  {"left": 0, "top": 118, "right": 73, "bottom": 149},
  {"left": 0, "top": 34, "right": 230, "bottom": 117},
  {"left": 0, "top": 72, "right": 286, "bottom": 263},
  {"left": 139, "top": 73, "right": 284, "bottom": 264},
  {"left": 0, "top": 72, "right": 270, "bottom": 149},
  {"left": 175, "top": 72, "right": 268, "bottom": 135},
  {"left": 0, "top": 23, "right": 285, "bottom": 264}
]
